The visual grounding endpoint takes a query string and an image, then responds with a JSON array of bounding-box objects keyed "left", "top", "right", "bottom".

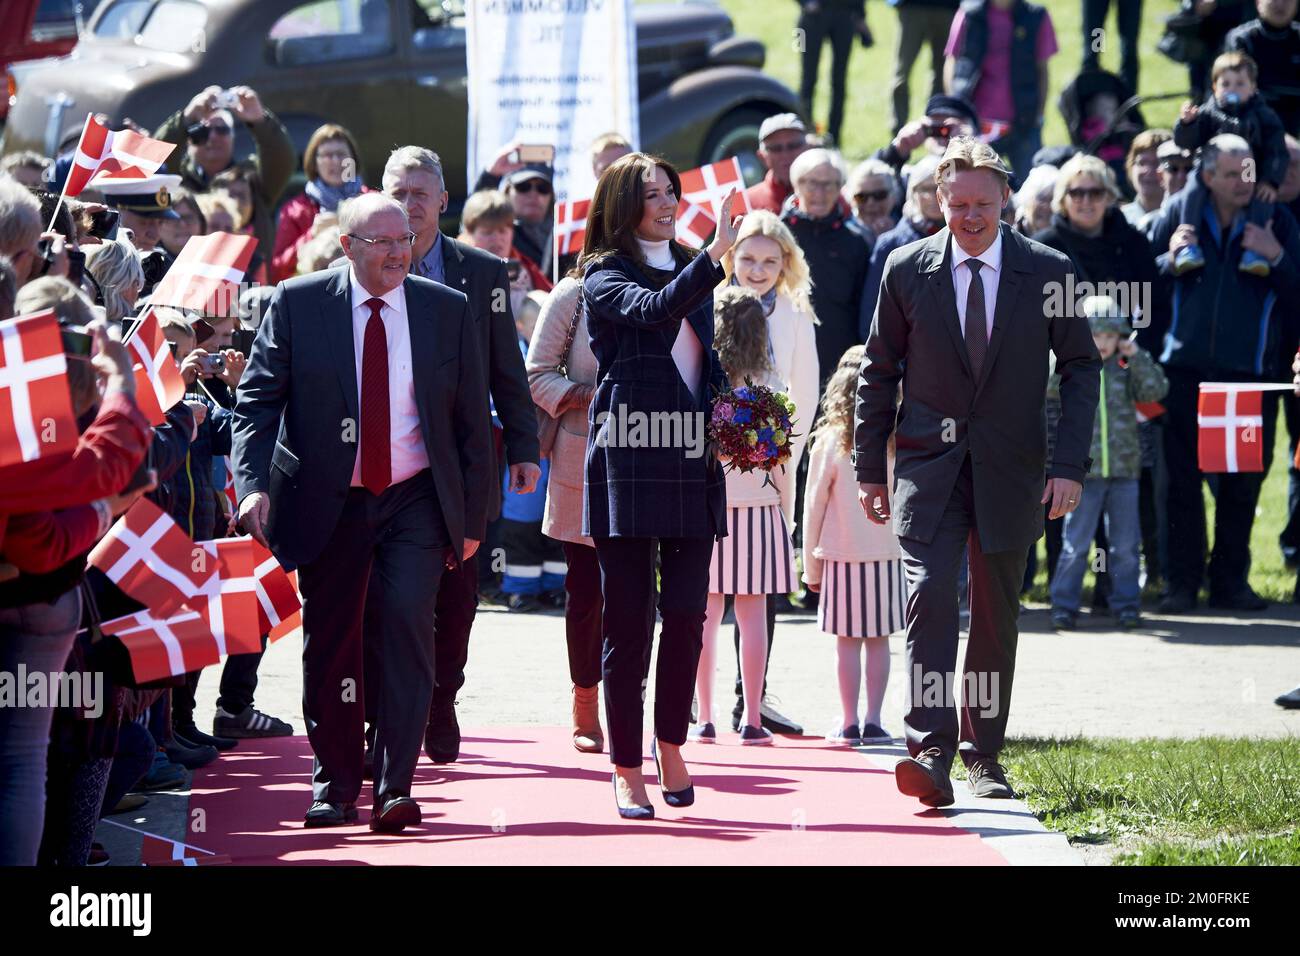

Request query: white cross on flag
[
  {"left": 554, "top": 198, "right": 591, "bottom": 259},
  {"left": 1197, "top": 384, "right": 1264, "bottom": 473},
  {"left": 100, "top": 607, "right": 223, "bottom": 683},
  {"left": 980, "top": 120, "right": 1012, "bottom": 144},
  {"left": 221, "top": 456, "right": 237, "bottom": 511},
  {"left": 677, "top": 158, "right": 752, "bottom": 222},
  {"left": 124, "top": 308, "right": 185, "bottom": 426},
  {"left": 0, "top": 309, "right": 77, "bottom": 467},
  {"left": 139, "top": 833, "right": 231, "bottom": 867},
  {"left": 252, "top": 540, "right": 302, "bottom": 641},
  {"left": 193, "top": 537, "right": 262, "bottom": 656},
  {"left": 675, "top": 200, "right": 716, "bottom": 249},
  {"left": 149, "top": 232, "right": 257, "bottom": 316},
  {"left": 63, "top": 114, "right": 175, "bottom": 198},
  {"left": 88, "top": 497, "right": 216, "bottom": 617}
]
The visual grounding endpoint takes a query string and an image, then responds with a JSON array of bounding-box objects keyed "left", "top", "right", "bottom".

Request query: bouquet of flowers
[{"left": 708, "top": 380, "right": 798, "bottom": 477}]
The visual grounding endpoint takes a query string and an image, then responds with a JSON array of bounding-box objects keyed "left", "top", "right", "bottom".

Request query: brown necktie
[{"left": 964, "top": 259, "right": 987, "bottom": 380}]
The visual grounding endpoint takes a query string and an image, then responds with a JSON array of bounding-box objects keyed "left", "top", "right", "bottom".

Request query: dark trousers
[
  {"left": 1280, "top": 392, "right": 1300, "bottom": 564},
  {"left": 731, "top": 594, "right": 776, "bottom": 705},
  {"left": 594, "top": 535, "right": 713, "bottom": 768},
  {"left": 898, "top": 458, "right": 1024, "bottom": 768},
  {"left": 300, "top": 471, "right": 448, "bottom": 804},
  {"left": 1081, "top": 0, "right": 1142, "bottom": 93},
  {"left": 799, "top": 7, "right": 855, "bottom": 145},
  {"left": 562, "top": 540, "right": 603, "bottom": 688},
  {"left": 891, "top": 3, "right": 952, "bottom": 134},
  {"left": 1162, "top": 368, "right": 1277, "bottom": 596},
  {"left": 216, "top": 641, "right": 266, "bottom": 715},
  {"left": 102, "top": 719, "right": 155, "bottom": 817}
]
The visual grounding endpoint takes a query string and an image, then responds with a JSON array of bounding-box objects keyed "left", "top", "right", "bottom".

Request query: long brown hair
[
  {"left": 578, "top": 152, "right": 694, "bottom": 269},
  {"left": 713, "top": 286, "right": 771, "bottom": 383},
  {"left": 812, "top": 344, "right": 866, "bottom": 458}
]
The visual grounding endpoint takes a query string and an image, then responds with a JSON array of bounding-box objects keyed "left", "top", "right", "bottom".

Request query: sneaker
[
  {"left": 739, "top": 724, "right": 774, "bottom": 746},
  {"left": 966, "top": 758, "right": 1015, "bottom": 798},
  {"left": 213, "top": 705, "right": 293, "bottom": 739},
  {"left": 1050, "top": 608, "right": 1077, "bottom": 630},
  {"left": 1239, "top": 249, "right": 1271, "bottom": 276},
  {"left": 136, "top": 756, "right": 187, "bottom": 792},
  {"left": 174, "top": 723, "right": 237, "bottom": 751},
  {"left": 859, "top": 723, "right": 893, "bottom": 744},
  {"left": 1117, "top": 608, "right": 1142, "bottom": 629},
  {"left": 825, "top": 723, "right": 860, "bottom": 744},
  {"left": 1173, "top": 243, "right": 1205, "bottom": 274},
  {"left": 759, "top": 695, "right": 803, "bottom": 735},
  {"left": 689, "top": 721, "right": 717, "bottom": 743}
]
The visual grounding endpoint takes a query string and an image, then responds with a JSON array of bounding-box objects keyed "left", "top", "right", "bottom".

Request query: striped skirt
[
  {"left": 709, "top": 505, "right": 796, "bottom": 596},
  {"left": 818, "top": 558, "right": 907, "bottom": 638}
]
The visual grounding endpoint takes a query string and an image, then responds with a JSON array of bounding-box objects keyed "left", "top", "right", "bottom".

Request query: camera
[
  {"left": 926, "top": 122, "right": 956, "bottom": 140},
  {"left": 506, "top": 258, "right": 522, "bottom": 281},
  {"left": 140, "top": 249, "right": 169, "bottom": 289},
  {"left": 87, "top": 208, "right": 119, "bottom": 240},
  {"left": 214, "top": 89, "right": 240, "bottom": 110},
  {"left": 199, "top": 353, "right": 226, "bottom": 375}
]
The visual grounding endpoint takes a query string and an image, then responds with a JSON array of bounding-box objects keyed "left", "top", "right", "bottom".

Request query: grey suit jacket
[
  {"left": 232, "top": 266, "right": 492, "bottom": 568},
  {"left": 853, "top": 224, "right": 1101, "bottom": 553}
]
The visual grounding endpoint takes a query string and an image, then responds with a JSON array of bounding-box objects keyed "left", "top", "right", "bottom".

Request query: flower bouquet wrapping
[{"left": 707, "top": 380, "right": 798, "bottom": 479}]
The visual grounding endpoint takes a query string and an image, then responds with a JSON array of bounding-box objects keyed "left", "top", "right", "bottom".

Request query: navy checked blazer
[{"left": 581, "top": 249, "right": 729, "bottom": 540}]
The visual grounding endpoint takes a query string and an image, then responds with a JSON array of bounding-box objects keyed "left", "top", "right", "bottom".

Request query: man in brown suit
[{"left": 854, "top": 137, "right": 1100, "bottom": 806}]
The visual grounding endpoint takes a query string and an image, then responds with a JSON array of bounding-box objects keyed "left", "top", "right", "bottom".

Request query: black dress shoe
[
  {"left": 1157, "top": 589, "right": 1198, "bottom": 614},
  {"left": 370, "top": 793, "right": 421, "bottom": 833},
  {"left": 895, "top": 747, "right": 954, "bottom": 808},
  {"left": 424, "top": 697, "right": 460, "bottom": 764},
  {"left": 1207, "top": 586, "right": 1268, "bottom": 611},
  {"left": 1275, "top": 685, "right": 1300, "bottom": 709},
  {"left": 304, "top": 801, "right": 358, "bottom": 828}
]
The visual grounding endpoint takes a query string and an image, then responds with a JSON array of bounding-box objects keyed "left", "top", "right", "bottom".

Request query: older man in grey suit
[{"left": 854, "top": 137, "right": 1100, "bottom": 807}]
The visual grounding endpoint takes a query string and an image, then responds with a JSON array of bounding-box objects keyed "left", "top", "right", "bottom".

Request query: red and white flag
[
  {"left": 124, "top": 308, "right": 186, "bottom": 426},
  {"left": 193, "top": 537, "right": 262, "bottom": 656},
  {"left": 980, "top": 120, "right": 1012, "bottom": 144},
  {"left": 678, "top": 158, "right": 752, "bottom": 222},
  {"left": 0, "top": 309, "right": 77, "bottom": 467},
  {"left": 139, "top": 833, "right": 231, "bottom": 867},
  {"left": 1135, "top": 401, "right": 1166, "bottom": 423},
  {"left": 88, "top": 497, "right": 216, "bottom": 616},
  {"left": 1198, "top": 385, "right": 1264, "bottom": 473},
  {"left": 675, "top": 200, "right": 716, "bottom": 249},
  {"left": 63, "top": 114, "right": 175, "bottom": 198},
  {"left": 554, "top": 197, "right": 591, "bottom": 259},
  {"left": 220, "top": 456, "right": 237, "bottom": 511},
  {"left": 101, "top": 607, "right": 222, "bottom": 683},
  {"left": 149, "top": 232, "right": 257, "bottom": 316},
  {"left": 252, "top": 540, "right": 302, "bottom": 641}
]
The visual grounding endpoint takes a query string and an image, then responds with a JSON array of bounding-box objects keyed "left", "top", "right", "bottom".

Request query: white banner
[{"left": 465, "top": 0, "right": 639, "bottom": 204}]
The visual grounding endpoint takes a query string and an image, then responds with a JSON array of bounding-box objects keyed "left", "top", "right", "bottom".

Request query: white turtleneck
[{"left": 637, "top": 235, "right": 704, "bottom": 400}]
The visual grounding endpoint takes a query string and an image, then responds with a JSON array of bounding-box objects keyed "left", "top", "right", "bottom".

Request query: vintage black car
[{"left": 2, "top": 0, "right": 799, "bottom": 199}]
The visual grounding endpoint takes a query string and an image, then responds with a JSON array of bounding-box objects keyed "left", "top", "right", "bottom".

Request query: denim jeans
[
  {"left": 1050, "top": 478, "right": 1141, "bottom": 614},
  {"left": 0, "top": 588, "right": 82, "bottom": 865}
]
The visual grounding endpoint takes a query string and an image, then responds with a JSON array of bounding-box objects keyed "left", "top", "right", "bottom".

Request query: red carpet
[{"left": 189, "top": 728, "right": 1007, "bottom": 865}]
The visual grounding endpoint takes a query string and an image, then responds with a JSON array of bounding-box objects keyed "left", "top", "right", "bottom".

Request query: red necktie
[{"left": 360, "top": 297, "right": 390, "bottom": 495}]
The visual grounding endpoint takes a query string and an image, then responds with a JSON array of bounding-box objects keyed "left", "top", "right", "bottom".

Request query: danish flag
[
  {"left": 554, "top": 197, "right": 591, "bottom": 258},
  {"left": 139, "top": 833, "right": 231, "bottom": 867},
  {"left": 252, "top": 540, "right": 302, "bottom": 641},
  {"left": 150, "top": 232, "right": 257, "bottom": 316},
  {"left": 0, "top": 309, "right": 77, "bottom": 467},
  {"left": 63, "top": 114, "right": 175, "bottom": 198},
  {"left": 193, "top": 537, "right": 262, "bottom": 656},
  {"left": 220, "top": 456, "right": 237, "bottom": 511},
  {"left": 1197, "top": 385, "right": 1263, "bottom": 473},
  {"left": 124, "top": 308, "right": 185, "bottom": 426},
  {"left": 88, "top": 497, "right": 217, "bottom": 616},
  {"left": 100, "top": 607, "right": 223, "bottom": 683},
  {"left": 674, "top": 200, "right": 716, "bottom": 249},
  {"left": 980, "top": 120, "right": 1013, "bottom": 144},
  {"left": 677, "top": 158, "right": 752, "bottom": 222}
]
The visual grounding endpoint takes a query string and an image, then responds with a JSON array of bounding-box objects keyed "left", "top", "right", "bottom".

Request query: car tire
[{"left": 699, "top": 106, "right": 774, "bottom": 186}]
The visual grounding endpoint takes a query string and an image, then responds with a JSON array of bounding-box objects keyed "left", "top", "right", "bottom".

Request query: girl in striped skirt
[
  {"left": 692, "top": 288, "right": 797, "bottom": 746},
  {"left": 801, "top": 346, "right": 903, "bottom": 745}
]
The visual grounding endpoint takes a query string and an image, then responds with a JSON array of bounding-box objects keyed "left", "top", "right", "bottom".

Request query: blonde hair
[
  {"left": 812, "top": 344, "right": 866, "bottom": 458},
  {"left": 719, "top": 209, "right": 814, "bottom": 315},
  {"left": 1052, "top": 153, "right": 1122, "bottom": 214},
  {"left": 461, "top": 189, "right": 514, "bottom": 232},
  {"left": 197, "top": 191, "right": 240, "bottom": 232},
  {"left": 84, "top": 234, "right": 144, "bottom": 323},
  {"left": 713, "top": 286, "right": 771, "bottom": 384},
  {"left": 590, "top": 131, "right": 632, "bottom": 157},
  {"left": 936, "top": 136, "right": 1011, "bottom": 193}
]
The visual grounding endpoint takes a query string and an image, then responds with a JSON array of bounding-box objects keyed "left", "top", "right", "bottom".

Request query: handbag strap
[{"left": 555, "top": 297, "right": 582, "bottom": 378}]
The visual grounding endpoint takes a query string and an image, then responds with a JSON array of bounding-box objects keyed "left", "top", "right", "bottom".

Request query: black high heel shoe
[
  {"left": 651, "top": 737, "right": 695, "bottom": 808},
  {"left": 612, "top": 772, "right": 654, "bottom": 820}
]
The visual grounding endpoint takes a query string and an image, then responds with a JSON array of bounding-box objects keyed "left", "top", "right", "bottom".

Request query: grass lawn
[{"left": 997, "top": 736, "right": 1300, "bottom": 864}]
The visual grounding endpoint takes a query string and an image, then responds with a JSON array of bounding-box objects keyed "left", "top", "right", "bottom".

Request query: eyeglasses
[
  {"left": 207, "top": 124, "right": 232, "bottom": 136},
  {"left": 1066, "top": 186, "right": 1107, "bottom": 202},
  {"left": 854, "top": 189, "right": 891, "bottom": 203},
  {"left": 347, "top": 233, "right": 416, "bottom": 251},
  {"left": 513, "top": 179, "right": 552, "bottom": 195},
  {"left": 186, "top": 122, "right": 233, "bottom": 146}
]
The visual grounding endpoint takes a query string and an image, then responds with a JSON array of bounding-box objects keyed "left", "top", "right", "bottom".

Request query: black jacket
[
  {"left": 1032, "top": 208, "right": 1171, "bottom": 356},
  {"left": 1174, "top": 92, "right": 1289, "bottom": 188},
  {"left": 1224, "top": 17, "right": 1300, "bottom": 135}
]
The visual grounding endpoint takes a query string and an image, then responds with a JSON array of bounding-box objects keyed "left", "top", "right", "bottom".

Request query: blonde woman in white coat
[{"left": 704, "top": 210, "right": 819, "bottom": 736}]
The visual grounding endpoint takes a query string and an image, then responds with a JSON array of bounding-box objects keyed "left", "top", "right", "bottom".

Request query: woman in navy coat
[{"left": 579, "top": 153, "right": 743, "bottom": 818}]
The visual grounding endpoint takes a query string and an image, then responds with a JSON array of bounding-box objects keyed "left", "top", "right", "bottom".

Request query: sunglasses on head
[
  {"left": 854, "top": 189, "right": 891, "bottom": 203},
  {"left": 1066, "top": 186, "right": 1107, "bottom": 201},
  {"left": 513, "top": 179, "right": 552, "bottom": 195}
]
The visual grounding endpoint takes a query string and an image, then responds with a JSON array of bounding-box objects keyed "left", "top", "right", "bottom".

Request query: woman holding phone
[{"left": 580, "top": 152, "right": 742, "bottom": 819}]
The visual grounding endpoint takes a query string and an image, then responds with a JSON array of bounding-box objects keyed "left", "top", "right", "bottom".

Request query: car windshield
[{"left": 92, "top": 0, "right": 207, "bottom": 52}]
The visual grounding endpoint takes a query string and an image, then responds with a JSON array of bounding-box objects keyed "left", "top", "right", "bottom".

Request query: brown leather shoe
[
  {"left": 895, "top": 747, "right": 955, "bottom": 807},
  {"left": 967, "top": 758, "right": 1015, "bottom": 798},
  {"left": 572, "top": 684, "right": 604, "bottom": 753}
]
